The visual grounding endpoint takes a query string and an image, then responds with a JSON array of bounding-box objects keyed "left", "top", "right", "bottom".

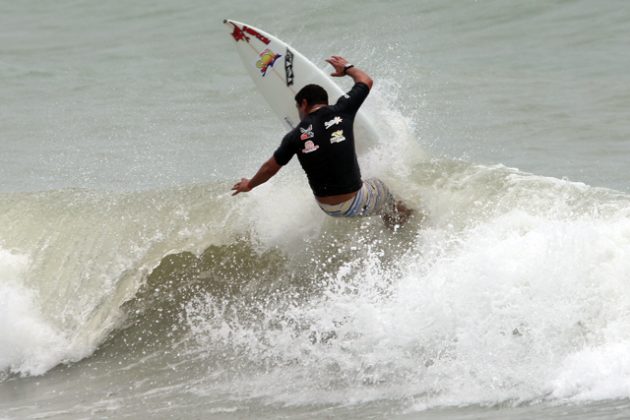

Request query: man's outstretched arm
[{"left": 231, "top": 156, "right": 282, "bottom": 195}]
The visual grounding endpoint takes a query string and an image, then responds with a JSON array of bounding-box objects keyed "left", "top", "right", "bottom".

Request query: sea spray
[
  {"left": 0, "top": 248, "right": 67, "bottom": 377},
  {"left": 177, "top": 169, "right": 630, "bottom": 409}
]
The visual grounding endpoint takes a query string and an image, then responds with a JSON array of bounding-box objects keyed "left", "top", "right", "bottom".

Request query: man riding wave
[{"left": 232, "top": 55, "right": 411, "bottom": 228}]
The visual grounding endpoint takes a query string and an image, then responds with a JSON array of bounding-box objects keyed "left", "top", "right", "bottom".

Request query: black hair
[{"left": 294, "top": 84, "right": 328, "bottom": 106}]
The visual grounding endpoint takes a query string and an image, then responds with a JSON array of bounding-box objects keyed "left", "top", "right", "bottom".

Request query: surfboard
[{"left": 223, "top": 19, "right": 378, "bottom": 154}]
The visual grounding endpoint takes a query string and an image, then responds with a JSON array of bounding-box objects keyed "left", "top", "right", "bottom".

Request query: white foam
[
  {"left": 185, "top": 196, "right": 630, "bottom": 408},
  {"left": 239, "top": 167, "right": 327, "bottom": 253},
  {"left": 550, "top": 341, "right": 630, "bottom": 401},
  {"left": 362, "top": 79, "right": 428, "bottom": 183},
  {"left": 0, "top": 248, "right": 67, "bottom": 376},
  {"left": 399, "top": 208, "right": 630, "bottom": 406}
]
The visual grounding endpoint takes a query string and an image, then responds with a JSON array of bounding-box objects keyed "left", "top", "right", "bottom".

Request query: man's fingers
[
  {"left": 327, "top": 57, "right": 342, "bottom": 66},
  {"left": 232, "top": 178, "right": 250, "bottom": 196},
  {"left": 327, "top": 57, "right": 345, "bottom": 77},
  {"left": 328, "top": 56, "right": 346, "bottom": 65}
]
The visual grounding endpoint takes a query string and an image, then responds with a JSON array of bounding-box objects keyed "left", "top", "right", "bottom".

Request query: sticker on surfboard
[{"left": 257, "top": 48, "right": 282, "bottom": 77}]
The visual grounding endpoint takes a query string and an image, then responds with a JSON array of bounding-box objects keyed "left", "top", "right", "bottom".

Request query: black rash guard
[{"left": 273, "top": 82, "right": 370, "bottom": 197}]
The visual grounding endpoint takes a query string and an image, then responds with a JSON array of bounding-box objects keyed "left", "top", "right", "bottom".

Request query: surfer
[{"left": 232, "top": 55, "right": 411, "bottom": 228}]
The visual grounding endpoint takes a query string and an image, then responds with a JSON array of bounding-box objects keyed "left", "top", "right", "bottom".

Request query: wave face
[
  {"left": 3, "top": 156, "right": 630, "bottom": 412},
  {"left": 0, "top": 185, "right": 241, "bottom": 378}
]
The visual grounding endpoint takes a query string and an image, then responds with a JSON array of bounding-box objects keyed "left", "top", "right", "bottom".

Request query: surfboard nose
[{"left": 223, "top": 19, "right": 240, "bottom": 26}]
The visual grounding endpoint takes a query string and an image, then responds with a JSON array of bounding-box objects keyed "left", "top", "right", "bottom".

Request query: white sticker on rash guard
[
  {"left": 330, "top": 130, "right": 346, "bottom": 143},
  {"left": 324, "top": 116, "right": 343, "bottom": 129}
]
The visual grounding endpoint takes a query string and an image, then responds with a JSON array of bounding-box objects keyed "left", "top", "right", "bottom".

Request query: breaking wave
[{"left": 2, "top": 156, "right": 630, "bottom": 409}]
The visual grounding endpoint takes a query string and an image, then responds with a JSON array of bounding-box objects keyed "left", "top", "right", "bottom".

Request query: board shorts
[{"left": 317, "top": 178, "right": 395, "bottom": 218}]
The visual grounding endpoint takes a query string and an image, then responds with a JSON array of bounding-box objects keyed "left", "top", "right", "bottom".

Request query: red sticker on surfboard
[{"left": 228, "top": 22, "right": 270, "bottom": 45}]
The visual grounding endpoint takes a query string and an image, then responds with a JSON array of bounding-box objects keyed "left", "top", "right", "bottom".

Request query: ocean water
[{"left": 2, "top": 0, "right": 630, "bottom": 418}]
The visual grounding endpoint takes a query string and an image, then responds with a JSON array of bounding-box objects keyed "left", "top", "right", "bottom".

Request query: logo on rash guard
[
  {"left": 324, "top": 116, "right": 342, "bottom": 129},
  {"left": 302, "top": 140, "right": 319, "bottom": 154},
  {"left": 300, "top": 124, "right": 314, "bottom": 140},
  {"left": 257, "top": 49, "right": 282, "bottom": 77},
  {"left": 330, "top": 130, "right": 346, "bottom": 143}
]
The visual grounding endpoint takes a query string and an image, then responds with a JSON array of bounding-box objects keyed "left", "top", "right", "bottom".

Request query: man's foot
[{"left": 382, "top": 200, "right": 413, "bottom": 231}]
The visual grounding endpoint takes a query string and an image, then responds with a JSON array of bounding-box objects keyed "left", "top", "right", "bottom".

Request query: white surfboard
[{"left": 223, "top": 19, "right": 378, "bottom": 154}]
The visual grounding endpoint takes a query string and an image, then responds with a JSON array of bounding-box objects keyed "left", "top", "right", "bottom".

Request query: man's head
[{"left": 295, "top": 84, "right": 328, "bottom": 119}]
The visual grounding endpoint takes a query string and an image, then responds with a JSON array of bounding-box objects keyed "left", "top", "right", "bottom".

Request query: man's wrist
[{"left": 343, "top": 64, "right": 354, "bottom": 75}]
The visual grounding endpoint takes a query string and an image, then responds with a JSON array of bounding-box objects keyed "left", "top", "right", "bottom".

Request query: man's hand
[
  {"left": 231, "top": 157, "right": 282, "bottom": 196},
  {"left": 326, "top": 55, "right": 373, "bottom": 89},
  {"left": 231, "top": 178, "right": 251, "bottom": 196},
  {"left": 326, "top": 56, "right": 350, "bottom": 77}
]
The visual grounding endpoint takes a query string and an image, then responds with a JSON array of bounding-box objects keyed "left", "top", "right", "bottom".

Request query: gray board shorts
[{"left": 317, "top": 178, "right": 395, "bottom": 218}]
